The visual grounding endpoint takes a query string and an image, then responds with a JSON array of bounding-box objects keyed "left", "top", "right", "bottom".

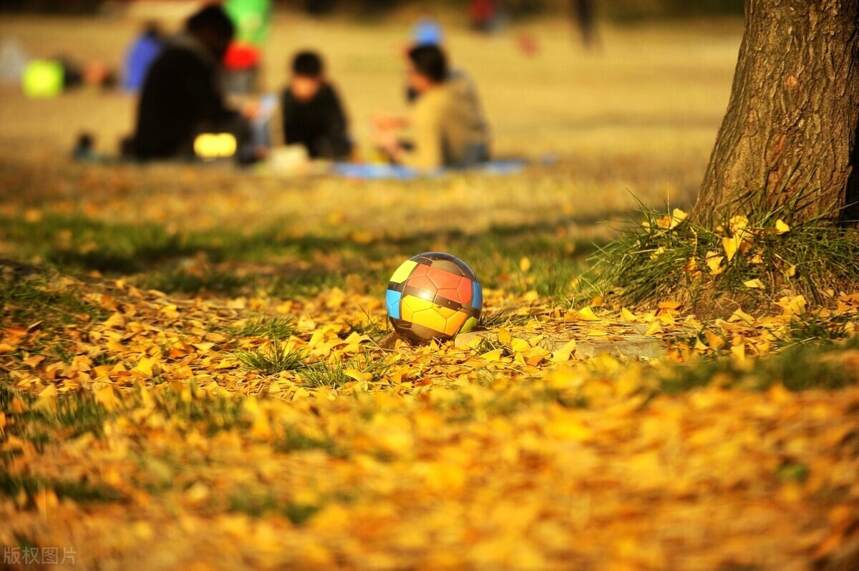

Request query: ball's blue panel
[
  {"left": 471, "top": 281, "right": 483, "bottom": 310},
  {"left": 386, "top": 289, "right": 403, "bottom": 320}
]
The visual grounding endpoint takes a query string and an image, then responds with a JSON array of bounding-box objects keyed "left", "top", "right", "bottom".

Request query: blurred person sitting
[
  {"left": 281, "top": 50, "right": 353, "bottom": 161},
  {"left": 404, "top": 14, "right": 444, "bottom": 104},
  {"left": 121, "top": 21, "right": 164, "bottom": 92},
  {"left": 126, "top": 5, "right": 258, "bottom": 162},
  {"left": 374, "top": 44, "right": 490, "bottom": 171}
]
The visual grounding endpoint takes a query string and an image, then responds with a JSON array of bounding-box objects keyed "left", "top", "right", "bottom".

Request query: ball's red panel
[{"left": 407, "top": 264, "right": 473, "bottom": 306}]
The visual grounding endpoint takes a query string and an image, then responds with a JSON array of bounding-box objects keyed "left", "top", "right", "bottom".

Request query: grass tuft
[
  {"left": 785, "top": 313, "right": 853, "bottom": 345},
  {"left": 227, "top": 487, "right": 320, "bottom": 524},
  {"left": 346, "top": 308, "right": 389, "bottom": 341},
  {"left": 232, "top": 316, "right": 295, "bottom": 340},
  {"left": 298, "top": 354, "right": 390, "bottom": 388},
  {"left": 237, "top": 343, "right": 306, "bottom": 375},
  {"left": 0, "top": 471, "right": 125, "bottom": 505},
  {"left": 277, "top": 427, "right": 344, "bottom": 457},
  {"left": 0, "top": 267, "right": 107, "bottom": 326},
  {"left": 1, "top": 384, "right": 111, "bottom": 450},
  {"left": 151, "top": 386, "right": 248, "bottom": 435},
  {"left": 298, "top": 361, "right": 351, "bottom": 388},
  {"left": 576, "top": 206, "right": 859, "bottom": 310}
]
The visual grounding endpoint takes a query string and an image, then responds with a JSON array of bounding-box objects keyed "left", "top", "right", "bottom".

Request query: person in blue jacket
[{"left": 122, "top": 21, "right": 164, "bottom": 92}]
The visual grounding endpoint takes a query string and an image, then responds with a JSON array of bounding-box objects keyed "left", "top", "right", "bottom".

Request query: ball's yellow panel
[
  {"left": 400, "top": 294, "right": 434, "bottom": 317},
  {"left": 390, "top": 260, "right": 418, "bottom": 284},
  {"left": 443, "top": 311, "right": 469, "bottom": 336},
  {"left": 401, "top": 295, "right": 457, "bottom": 334}
]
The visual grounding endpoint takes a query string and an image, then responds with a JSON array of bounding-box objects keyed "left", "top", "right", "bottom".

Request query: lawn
[{"left": 1, "top": 11, "right": 858, "bottom": 571}]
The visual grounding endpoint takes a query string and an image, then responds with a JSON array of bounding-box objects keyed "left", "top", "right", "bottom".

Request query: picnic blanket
[{"left": 332, "top": 160, "right": 527, "bottom": 180}]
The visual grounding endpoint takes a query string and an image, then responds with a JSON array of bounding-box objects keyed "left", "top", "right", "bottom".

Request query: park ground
[{"left": 1, "top": 12, "right": 859, "bottom": 571}]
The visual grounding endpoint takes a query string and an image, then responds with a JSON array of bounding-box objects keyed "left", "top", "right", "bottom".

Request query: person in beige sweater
[{"left": 374, "top": 44, "right": 490, "bottom": 171}]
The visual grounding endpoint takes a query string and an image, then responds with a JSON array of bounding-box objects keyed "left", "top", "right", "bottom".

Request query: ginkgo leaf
[
  {"left": 23, "top": 355, "right": 45, "bottom": 368},
  {"left": 777, "top": 295, "right": 807, "bottom": 316},
  {"left": 93, "top": 385, "right": 120, "bottom": 411},
  {"left": 645, "top": 320, "right": 663, "bottom": 336},
  {"left": 669, "top": 208, "right": 688, "bottom": 229},
  {"left": 525, "top": 347, "right": 550, "bottom": 366},
  {"left": 575, "top": 306, "right": 600, "bottom": 321},
  {"left": 775, "top": 219, "right": 790, "bottom": 234},
  {"left": 705, "top": 251, "right": 724, "bottom": 275},
  {"left": 103, "top": 312, "right": 126, "bottom": 328},
  {"left": 480, "top": 348, "right": 504, "bottom": 362},
  {"left": 546, "top": 414, "right": 592, "bottom": 441},
  {"left": 722, "top": 236, "right": 740, "bottom": 261},
  {"left": 510, "top": 338, "right": 531, "bottom": 353},
  {"left": 519, "top": 257, "right": 531, "bottom": 272},
  {"left": 729, "top": 308, "right": 755, "bottom": 324},
  {"left": 743, "top": 278, "right": 765, "bottom": 289},
  {"left": 33, "top": 384, "right": 57, "bottom": 412},
  {"left": 133, "top": 356, "right": 159, "bottom": 377},
  {"left": 551, "top": 340, "right": 577, "bottom": 363},
  {"left": 344, "top": 368, "right": 373, "bottom": 383},
  {"left": 729, "top": 214, "right": 749, "bottom": 235}
]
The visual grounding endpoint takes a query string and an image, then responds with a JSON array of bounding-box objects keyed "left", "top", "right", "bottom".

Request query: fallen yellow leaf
[
  {"left": 133, "top": 356, "right": 159, "bottom": 377},
  {"left": 575, "top": 306, "right": 600, "bottom": 321},
  {"left": 722, "top": 235, "right": 740, "bottom": 262},
  {"left": 551, "top": 340, "right": 577, "bottom": 363},
  {"left": 344, "top": 368, "right": 373, "bottom": 383},
  {"left": 94, "top": 385, "right": 120, "bottom": 411},
  {"left": 705, "top": 251, "right": 724, "bottom": 275},
  {"left": 645, "top": 320, "right": 663, "bottom": 336},
  {"left": 511, "top": 338, "right": 531, "bottom": 353},
  {"left": 547, "top": 413, "right": 592, "bottom": 441},
  {"left": 729, "top": 308, "right": 755, "bottom": 324},
  {"left": 519, "top": 257, "right": 531, "bottom": 272},
  {"left": 480, "top": 348, "right": 504, "bottom": 362}
]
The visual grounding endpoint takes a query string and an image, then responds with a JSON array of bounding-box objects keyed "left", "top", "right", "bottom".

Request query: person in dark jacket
[
  {"left": 281, "top": 51, "right": 352, "bottom": 160},
  {"left": 128, "top": 5, "right": 250, "bottom": 161}
]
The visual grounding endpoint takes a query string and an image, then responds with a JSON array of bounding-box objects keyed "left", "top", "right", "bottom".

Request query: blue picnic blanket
[{"left": 332, "top": 160, "right": 527, "bottom": 181}]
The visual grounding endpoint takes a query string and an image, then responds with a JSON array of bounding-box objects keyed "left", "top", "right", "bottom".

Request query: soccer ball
[{"left": 386, "top": 252, "right": 483, "bottom": 344}]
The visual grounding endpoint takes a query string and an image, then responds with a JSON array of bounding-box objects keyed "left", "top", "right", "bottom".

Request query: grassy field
[{"left": 1, "top": 12, "right": 859, "bottom": 571}]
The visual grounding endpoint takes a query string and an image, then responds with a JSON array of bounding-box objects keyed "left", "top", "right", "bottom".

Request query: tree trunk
[{"left": 693, "top": 0, "right": 859, "bottom": 226}]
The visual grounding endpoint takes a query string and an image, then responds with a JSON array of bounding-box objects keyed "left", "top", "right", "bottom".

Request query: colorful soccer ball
[{"left": 386, "top": 252, "right": 482, "bottom": 344}]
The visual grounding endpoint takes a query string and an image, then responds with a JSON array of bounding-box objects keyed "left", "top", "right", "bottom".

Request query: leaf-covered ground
[{"left": 2, "top": 14, "right": 859, "bottom": 571}]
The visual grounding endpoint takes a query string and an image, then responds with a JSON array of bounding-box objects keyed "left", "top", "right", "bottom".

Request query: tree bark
[{"left": 693, "top": 0, "right": 859, "bottom": 226}]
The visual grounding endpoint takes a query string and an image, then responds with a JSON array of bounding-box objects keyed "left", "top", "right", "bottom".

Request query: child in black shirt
[{"left": 281, "top": 51, "right": 353, "bottom": 160}]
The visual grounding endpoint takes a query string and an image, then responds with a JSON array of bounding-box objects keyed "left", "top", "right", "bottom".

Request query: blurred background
[
  {"left": 0, "top": 0, "right": 745, "bottom": 278},
  {"left": 0, "top": 0, "right": 742, "bottom": 161}
]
